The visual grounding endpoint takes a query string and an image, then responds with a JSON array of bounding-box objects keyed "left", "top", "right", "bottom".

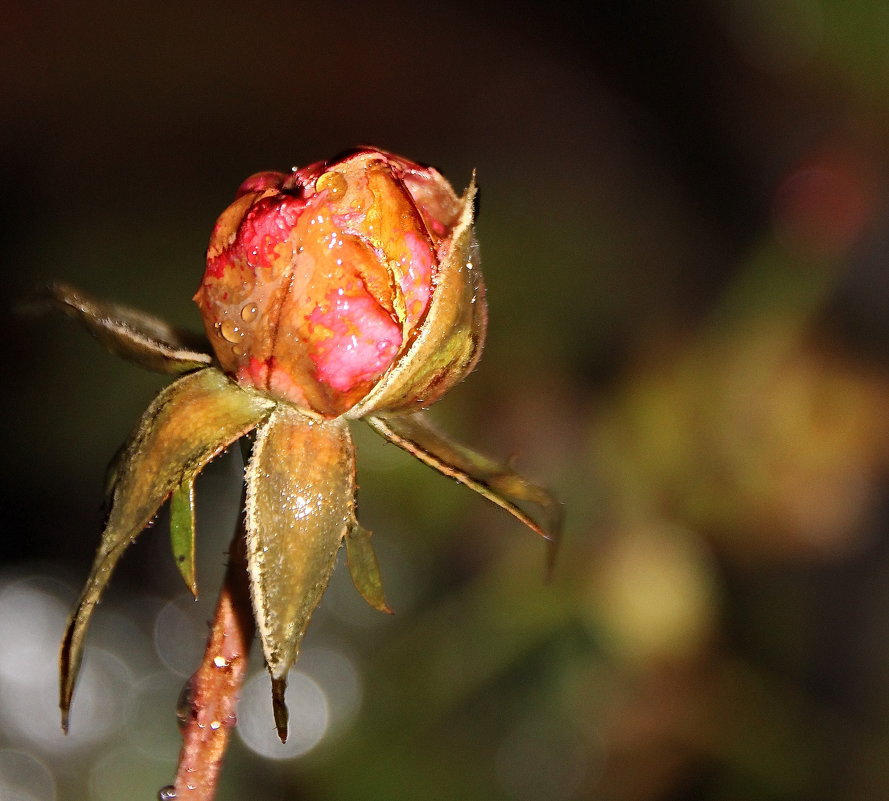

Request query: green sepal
[
  {"left": 244, "top": 407, "right": 358, "bottom": 741},
  {"left": 60, "top": 367, "right": 274, "bottom": 731},
  {"left": 366, "top": 412, "right": 562, "bottom": 548},
  {"left": 345, "top": 525, "right": 392, "bottom": 614},
  {"left": 170, "top": 475, "right": 198, "bottom": 597},
  {"left": 28, "top": 281, "right": 213, "bottom": 374}
]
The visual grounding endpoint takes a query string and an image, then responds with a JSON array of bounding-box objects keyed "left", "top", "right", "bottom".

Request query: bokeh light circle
[
  {"left": 153, "top": 594, "right": 209, "bottom": 676},
  {"left": 0, "top": 749, "right": 56, "bottom": 801},
  {"left": 237, "top": 669, "right": 329, "bottom": 760}
]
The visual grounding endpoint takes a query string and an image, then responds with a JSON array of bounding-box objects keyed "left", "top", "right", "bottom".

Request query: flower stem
[{"left": 166, "top": 515, "right": 255, "bottom": 800}]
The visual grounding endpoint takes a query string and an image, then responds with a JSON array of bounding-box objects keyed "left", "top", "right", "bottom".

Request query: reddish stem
[{"left": 165, "top": 521, "right": 255, "bottom": 800}]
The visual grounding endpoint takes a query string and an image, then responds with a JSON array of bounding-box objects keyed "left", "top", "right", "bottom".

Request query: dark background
[{"left": 5, "top": 1, "right": 889, "bottom": 799}]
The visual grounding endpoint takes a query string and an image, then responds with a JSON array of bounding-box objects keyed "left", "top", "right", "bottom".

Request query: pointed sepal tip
[
  {"left": 170, "top": 476, "right": 199, "bottom": 596},
  {"left": 271, "top": 675, "right": 289, "bottom": 743},
  {"left": 345, "top": 525, "right": 393, "bottom": 614}
]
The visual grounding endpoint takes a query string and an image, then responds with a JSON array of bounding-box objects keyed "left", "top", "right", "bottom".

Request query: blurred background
[{"left": 5, "top": 0, "right": 889, "bottom": 799}]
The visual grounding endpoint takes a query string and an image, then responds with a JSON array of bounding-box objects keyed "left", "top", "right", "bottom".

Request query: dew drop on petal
[
  {"left": 157, "top": 785, "right": 177, "bottom": 800},
  {"left": 220, "top": 320, "right": 243, "bottom": 343},
  {"left": 315, "top": 171, "right": 348, "bottom": 197},
  {"left": 241, "top": 303, "right": 258, "bottom": 323}
]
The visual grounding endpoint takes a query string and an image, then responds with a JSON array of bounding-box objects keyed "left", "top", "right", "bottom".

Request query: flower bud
[{"left": 194, "top": 148, "right": 486, "bottom": 418}]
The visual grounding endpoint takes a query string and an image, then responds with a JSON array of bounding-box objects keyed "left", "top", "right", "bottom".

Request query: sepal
[
  {"left": 366, "top": 412, "right": 562, "bottom": 545},
  {"left": 30, "top": 281, "right": 213, "bottom": 374},
  {"left": 170, "top": 476, "right": 198, "bottom": 596},
  {"left": 244, "top": 408, "right": 357, "bottom": 741},
  {"left": 60, "top": 368, "right": 274, "bottom": 730},
  {"left": 345, "top": 525, "right": 392, "bottom": 614}
]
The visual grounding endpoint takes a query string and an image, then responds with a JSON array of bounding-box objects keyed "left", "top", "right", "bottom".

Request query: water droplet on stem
[{"left": 176, "top": 678, "right": 194, "bottom": 729}]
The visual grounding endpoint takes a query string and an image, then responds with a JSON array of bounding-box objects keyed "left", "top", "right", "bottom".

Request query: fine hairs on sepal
[{"left": 33, "top": 146, "right": 559, "bottom": 799}]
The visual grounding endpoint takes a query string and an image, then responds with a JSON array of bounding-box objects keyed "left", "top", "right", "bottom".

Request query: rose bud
[
  {"left": 194, "top": 148, "right": 487, "bottom": 418},
  {"left": 49, "top": 148, "right": 559, "bottom": 750}
]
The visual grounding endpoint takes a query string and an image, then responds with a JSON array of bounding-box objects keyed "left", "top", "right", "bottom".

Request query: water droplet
[
  {"left": 158, "top": 785, "right": 177, "bottom": 800},
  {"left": 210, "top": 720, "right": 221, "bottom": 730},
  {"left": 232, "top": 344, "right": 244, "bottom": 356},
  {"left": 213, "top": 655, "right": 230, "bottom": 668},
  {"left": 220, "top": 320, "right": 243, "bottom": 343},
  {"left": 315, "top": 171, "right": 348, "bottom": 197},
  {"left": 241, "top": 303, "right": 258, "bottom": 322},
  {"left": 176, "top": 678, "right": 194, "bottom": 729}
]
